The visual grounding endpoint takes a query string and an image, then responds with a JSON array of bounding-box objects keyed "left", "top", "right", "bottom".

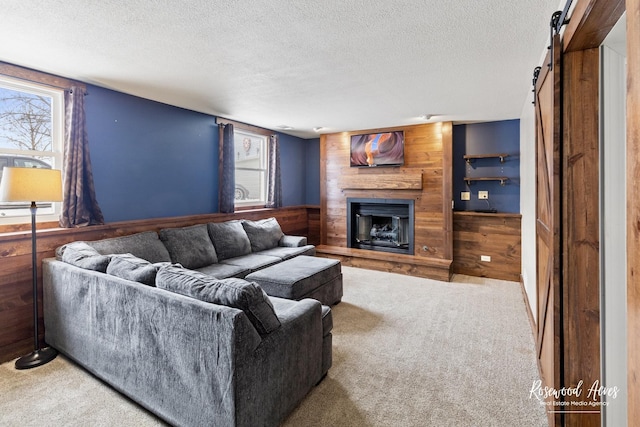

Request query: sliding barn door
[{"left": 534, "top": 34, "right": 562, "bottom": 427}]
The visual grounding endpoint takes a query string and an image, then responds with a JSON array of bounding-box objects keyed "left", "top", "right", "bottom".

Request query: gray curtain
[
  {"left": 266, "top": 134, "right": 282, "bottom": 208},
  {"left": 218, "top": 123, "right": 235, "bottom": 213},
  {"left": 60, "top": 86, "right": 104, "bottom": 228}
]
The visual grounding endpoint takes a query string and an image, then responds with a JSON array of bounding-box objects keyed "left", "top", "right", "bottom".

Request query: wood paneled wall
[
  {"left": 452, "top": 212, "right": 521, "bottom": 281},
  {"left": 0, "top": 206, "right": 317, "bottom": 364},
  {"left": 319, "top": 123, "right": 453, "bottom": 280}
]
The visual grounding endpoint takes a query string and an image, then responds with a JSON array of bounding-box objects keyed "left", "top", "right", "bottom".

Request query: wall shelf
[
  {"left": 464, "top": 177, "right": 509, "bottom": 186},
  {"left": 464, "top": 153, "right": 509, "bottom": 164}
]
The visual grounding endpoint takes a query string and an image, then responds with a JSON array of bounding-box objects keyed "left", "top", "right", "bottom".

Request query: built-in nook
[{"left": 347, "top": 198, "right": 414, "bottom": 255}]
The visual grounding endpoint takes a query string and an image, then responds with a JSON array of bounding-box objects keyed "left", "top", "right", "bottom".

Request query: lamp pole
[
  {"left": 30, "top": 202, "right": 38, "bottom": 351},
  {"left": 14, "top": 201, "right": 58, "bottom": 370}
]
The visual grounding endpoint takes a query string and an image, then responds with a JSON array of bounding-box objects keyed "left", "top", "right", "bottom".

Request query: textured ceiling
[{"left": 1, "top": 1, "right": 561, "bottom": 138}]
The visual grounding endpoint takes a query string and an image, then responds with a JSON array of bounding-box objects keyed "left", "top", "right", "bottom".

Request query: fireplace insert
[{"left": 347, "top": 198, "right": 414, "bottom": 255}]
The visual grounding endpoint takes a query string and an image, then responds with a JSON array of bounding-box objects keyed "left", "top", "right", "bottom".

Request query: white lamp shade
[{"left": 0, "top": 167, "right": 63, "bottom": 202}]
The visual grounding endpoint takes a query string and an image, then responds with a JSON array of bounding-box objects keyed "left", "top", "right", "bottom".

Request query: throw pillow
[
  {"left": 59, "top": 241, "right": 111, "bottom": 272},
  {"left": 156, "top": 265, "right": 281, "bottom": 335},
  {"left": 241, "top": 217, "right": 284, "bottom": 252},
  {"left": 207, "top": 220, "right": 251, "bottom": 261},
  {"left": 159, "top": 224, "right": 218, "bottom": 269},
  {"left": 85, "top": 231, "right": 172, "bottom": 263},
  {"left": 107, "top": 253, "right": 167, "bottom": 286}
]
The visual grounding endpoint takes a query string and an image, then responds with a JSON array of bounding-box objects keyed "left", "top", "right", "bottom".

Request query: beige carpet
[{"left": 0, "top": 267, "right": 548, "bottom": 427}]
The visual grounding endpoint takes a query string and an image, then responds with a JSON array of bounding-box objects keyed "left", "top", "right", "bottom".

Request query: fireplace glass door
[{"left": 356, "top": 214, "right": 409, "bottom": 248}]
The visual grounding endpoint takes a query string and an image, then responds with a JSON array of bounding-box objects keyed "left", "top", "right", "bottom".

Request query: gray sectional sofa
[
  {"left": 43, "top": 218, "right": 331, "bottom": 427},
  {"left": 81, "top": 218, "right": 315, "bottom": 279}
]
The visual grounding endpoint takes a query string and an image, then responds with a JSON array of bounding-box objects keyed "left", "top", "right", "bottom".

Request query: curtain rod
[{"left": 217, "top": 118, "right": 275, "bottom": 137}]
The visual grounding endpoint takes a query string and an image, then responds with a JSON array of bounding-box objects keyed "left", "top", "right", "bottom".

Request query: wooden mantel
[{"left": 339, "top": 172, "right": 423, "bottom": 190}]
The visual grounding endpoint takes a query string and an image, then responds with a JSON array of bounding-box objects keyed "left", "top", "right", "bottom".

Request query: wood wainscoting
[
  {"left": 452, "top": 212, "right": 521, "bottom": 282},
  {"left": 306, "top": 206, "right": 321, "bottom": 246},
  {"left": 0, "top": 206, "right": 319, "bottom": 364}
]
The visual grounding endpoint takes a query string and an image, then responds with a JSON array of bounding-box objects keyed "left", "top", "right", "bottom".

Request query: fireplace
[{"left": 347, "top": 198, "right": 414, "bottom": 255}]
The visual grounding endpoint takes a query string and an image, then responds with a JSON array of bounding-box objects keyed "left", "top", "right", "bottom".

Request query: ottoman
[{"left": 246, "top": 255, "right": 343, "bottom": 306}]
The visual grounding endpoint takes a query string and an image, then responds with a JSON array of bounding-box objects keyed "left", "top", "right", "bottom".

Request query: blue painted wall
[
  {"left": 279, "top": 132, "right": 306, "bottom": 206},
  {"left": 85, "top": 85, "right": 313, "bottom": 222},
  {"left": 83, "top": 85, "right": 515, "bottom": 221},
  {"left": 304, "top": 138, "right": 320, "bottom": 205},
  {"left": 453, "top": 120, "right": 520, "bottom": 213}
]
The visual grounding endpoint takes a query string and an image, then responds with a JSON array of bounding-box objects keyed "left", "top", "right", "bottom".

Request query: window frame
[
  {"left": 233, "top": 128, "right": 268, "bottom": 209},
  {"left": 218, "top": 119, "right": 273, "bottom": 211},
  {"left": 0, "top": 74, "right": 64, "bottom": 225}
]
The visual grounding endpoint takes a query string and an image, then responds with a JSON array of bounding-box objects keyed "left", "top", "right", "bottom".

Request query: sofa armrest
[
  {"left": 234, "top": 297, "right": 323, "bottom": 426},
  {"left": 279, "top": 235, "right": 307, "bottom": 247}
]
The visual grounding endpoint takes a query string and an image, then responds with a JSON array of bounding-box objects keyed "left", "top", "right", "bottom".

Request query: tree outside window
[{"left": 0, "top": 90, "right": 52, "bottom": 152}]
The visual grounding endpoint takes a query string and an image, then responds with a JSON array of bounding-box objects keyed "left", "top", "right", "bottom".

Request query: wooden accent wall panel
[
  {"left": 452, "top": 212, "right": 521, "bottom": 281},
  {"left": 320, "top": 123, "right": 453, "bottom": 280},
  {"left": 0, "top": 206, "right": 313, "bottom": 364},
  {"left": 627, "top": 0, "right": 640, "bottom": 422},
  {"left": 562, "top": 47, "right": 601, "bottom": 427}
]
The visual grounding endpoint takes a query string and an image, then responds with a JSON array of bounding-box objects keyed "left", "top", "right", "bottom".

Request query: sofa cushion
[
  {"left": 156, "top": 265, "right": 281, "bottom": 335},
  {"left": 84, "top": 231, "right": 172, "bottom": 263},
  {"left": 207, "top": 220, "right": 251, "bottom": 261},
  {"left": 195, "top": 263, "right": 251, "bottom": 279},
  {"left": 241, "top": 217, "right": 284, "bottom": 252},
  {"left": 159, "top": 224, "right": 218, "bottom": 269},
  {"left": 219, "top": 253, "right": 281, "bottom": 272},
  {"left": 59, "top": 241, "right": 111, "bottom": 272},
  {"left": 106, "top": 253, "right": 168, "bottom": 286}
]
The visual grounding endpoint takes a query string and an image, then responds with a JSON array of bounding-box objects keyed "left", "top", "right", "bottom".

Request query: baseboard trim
[
  {"left": 518, "top": 274, "right": 546, "bottom": 388},
  {"left": 519, "top": 274, "right": 537, "bottom": 343}
]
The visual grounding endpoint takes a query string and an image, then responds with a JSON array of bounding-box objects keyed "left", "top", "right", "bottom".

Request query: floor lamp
[{"left": 0, "top": 167, "right": 62, "bottom": 370}]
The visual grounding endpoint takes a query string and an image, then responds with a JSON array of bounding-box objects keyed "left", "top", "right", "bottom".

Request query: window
[
  {"left": 0, "top": 75, "right": 64, "bottom": 223},
  {"left": 233, "top": 128, "right": 268, "bottom": 208}
]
